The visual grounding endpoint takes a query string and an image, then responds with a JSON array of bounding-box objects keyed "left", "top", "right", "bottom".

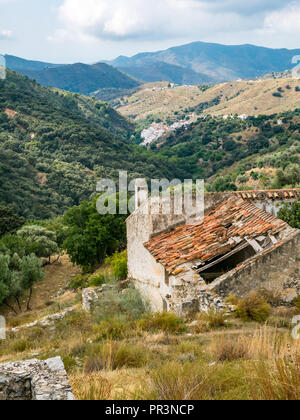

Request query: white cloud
[
  {"left": 263, "top": 3, "right": 300, "bottom": 36},
  {"left": 51, "top": 0, "right": 270, "bottom": 43}
]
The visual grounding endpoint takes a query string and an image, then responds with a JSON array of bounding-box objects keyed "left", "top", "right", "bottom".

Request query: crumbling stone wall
[
  {"left": 127, "top": 192, "right": 231, "bottom": 312},
  {"left": 210, "top": 232, "right": 300, "bottom": 301},
  {"left": 0, "top": 357, "right": 75, "bottom": 401}
]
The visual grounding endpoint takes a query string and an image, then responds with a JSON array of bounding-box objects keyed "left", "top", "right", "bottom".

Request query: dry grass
[
  {"left": 2, "top": 259, "right": 300, "bottom": 401},
  {"left": 211, "top": 334, "right": 250, "bottom": 362},
  {"left": 250, "top": 357, "right": 300, "bottom": 400},
  {"left": 70, "top": 373, "right": 113, "bottom": 400},
  {"left": 117, "top": 78, "right": 300, "bottom": 123},
  {"left": 143, "top": 361, "right": 217, "bottom": 400},
  {"left": 84, "top": 341, "right": 148, "bottom": 373}
]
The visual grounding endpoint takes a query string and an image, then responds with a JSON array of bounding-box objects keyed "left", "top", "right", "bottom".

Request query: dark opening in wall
[{"left": 200, "top": 245, "right": 256, "bottom": 283}]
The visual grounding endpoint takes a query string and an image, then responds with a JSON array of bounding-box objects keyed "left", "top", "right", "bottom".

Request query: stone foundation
[{"left": 0, "top": 357, "right": 75, "bottom": 401}]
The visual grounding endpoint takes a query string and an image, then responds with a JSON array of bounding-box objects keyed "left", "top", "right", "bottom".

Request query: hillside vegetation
[
  {"left": 150, "top": 110, "right": 300, "bottom": 190},
  {"left": 116, "top": 78, "right": 300, "bottom": 123},
  {"left": 0, "top": 71, "right": 183, "bottom": 219},
  {"left": 1, "top": 255, "right": 300, "bottom": 401},
  {"left": 17, "top": 63, "right": 140, "bottom": 96}
]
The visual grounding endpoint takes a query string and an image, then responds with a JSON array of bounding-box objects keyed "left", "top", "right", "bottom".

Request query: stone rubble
[
  {"left": 82, "top": 287, "right": 103, "bottom": 312},
  {"left": 10, "top": 307, "right": 75, "bottom": 333},
  {"left": 0, "top": 357, "right": 75, "bottom": 400}
]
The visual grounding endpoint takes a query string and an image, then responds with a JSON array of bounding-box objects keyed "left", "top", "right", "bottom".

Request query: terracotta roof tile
[
  {"left": 144, "top": 196, "right": 288, "bottom": 273},
  {"left": 233, "top": 188, "right": 300, "bottom": 201}
]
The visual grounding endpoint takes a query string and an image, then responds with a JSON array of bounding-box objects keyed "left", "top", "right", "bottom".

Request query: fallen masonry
[
  {"left": 10, "top": 307, "right": 75, "bottom": 333},
  {"left": 0, "top": 357, "right": 75, "bottom": 400}
]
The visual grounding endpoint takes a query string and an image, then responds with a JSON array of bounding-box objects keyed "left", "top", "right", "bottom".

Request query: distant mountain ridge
[
  {"left": 117, "top": 61, "right": 211, "bottom": 85},
  {"left": 108, "top": 41, "right": 300, "bottom": 84},
  {"left": 4, "top": 41, "right": 300, "bottom": 95},
  {"left": 5, "top": 54, "right": 63, "bottom": 72},
  {"left": 5, "top": 56, "right": 140, "bottom": 95}
]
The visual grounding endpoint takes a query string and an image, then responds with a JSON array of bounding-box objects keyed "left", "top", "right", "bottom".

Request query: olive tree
[{"left": 17, "top": 225, "right": 59, "bottom": 262}]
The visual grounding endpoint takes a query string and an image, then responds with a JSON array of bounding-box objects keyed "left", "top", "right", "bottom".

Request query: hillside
[
  {"left": 16, "top": 63, "right": 140, "bottom": 96},
  {"left": 5, "top": 54, "right": 63, "bottom": 72},
  {"left": 108, "top": 41, "right": 300, "bottom": 84},
  {"left": 114, "top": 82, "right": 205, "bottom": 121},
  {"left": 0, "top": 70, "right": 183, "bottom": 219},
  {"left": 117, "top": 61, "right": 211, "bottom": 85},
  {"left": 149, "top": 110, "right": 300, "bottom": 190},
  {"left": 116, "top": 78, "right": 300, "bottom": 123}
]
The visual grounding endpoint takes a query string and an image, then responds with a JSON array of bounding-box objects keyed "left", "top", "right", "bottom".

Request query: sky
[{"left": 0, "top": 0, "right": 300, "bottom": 64}]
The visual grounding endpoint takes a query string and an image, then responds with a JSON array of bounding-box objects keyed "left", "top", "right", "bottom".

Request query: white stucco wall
[
  {"left": 252, "top": 199, "right": 294, "bottom": 217},
  {"left": 126, "top": 204, "right": 166, "bottom": 311}
]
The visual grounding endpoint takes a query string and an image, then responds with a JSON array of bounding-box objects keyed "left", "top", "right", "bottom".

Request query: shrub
[
  {"left": 235, "top": 291, "right": 271, "bottom": 322},
  {"left": 203, "top": 310, "right": 227, "bottom": 329},
  {"left": 136, "top": 312, "right": 187, "bottom": 334},
  {"left": 212, "top": 334, "right": 249, "bottom": 362},
  {"left": 69, "top": 274, "right": 88, "bottom": 290},
  {"left": 105, "top": 251, "right": 128, "bottom": 280},
  {"left": 88, "top": 273, "right": 107, "bottom": 287},
  {"left": 94, "top": 285, "right": 145, "bottom": 322},
  {"left": 94, "top": 317, "right": 134, "bottom": 340}
]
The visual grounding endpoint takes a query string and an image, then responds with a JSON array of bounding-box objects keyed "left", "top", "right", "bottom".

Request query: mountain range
[
  {"left": 108, "top": 42, "right": 300, "bottom": 84},
  {"left": 4, "top": 41, "right": 300, "bottom": 96},
  {"left": 5, "top": 55, "right": 140, "bottom": 96}
]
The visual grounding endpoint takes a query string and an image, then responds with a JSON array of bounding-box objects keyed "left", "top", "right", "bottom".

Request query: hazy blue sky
[{"left": 0, "top": 0, "right": 300, "bottom": 63}]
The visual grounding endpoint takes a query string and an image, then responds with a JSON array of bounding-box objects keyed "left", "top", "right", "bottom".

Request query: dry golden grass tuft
[{"left": 70, "top": 373, "right": 113, "bottom": 400}]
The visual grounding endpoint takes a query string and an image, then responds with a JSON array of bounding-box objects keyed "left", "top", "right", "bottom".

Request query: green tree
[
  {"left": 63, "top": 198, "right": 127, "bottom": 270},
  {"left": 20, "top": 254, "right": 45, "bottom": 311},
  {"left": 278, "top": 199, "right": 300, "bottom": 229},
  {"left": 0, "top": 253, "right": 22, "bottom": 314},
  {"left": 0, "top": 204, "right": 24, "bottom": 237},
  {"left": 17, "top": 225, "right": 59, "bottom": 261}
]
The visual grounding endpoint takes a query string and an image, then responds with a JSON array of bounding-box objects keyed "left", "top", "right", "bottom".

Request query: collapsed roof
[{"left": 144, "top": 195, "right": 296, "bottom": 277}]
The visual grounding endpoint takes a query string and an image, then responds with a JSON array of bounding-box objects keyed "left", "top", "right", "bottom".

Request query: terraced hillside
[{"left": 116, "top": 79, "right": 300, "bottom": 124}]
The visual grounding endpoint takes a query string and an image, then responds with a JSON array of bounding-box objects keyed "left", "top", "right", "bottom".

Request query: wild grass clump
[
  {"left": 192, "top": 310, "right": 227, "bottom": 333},
  {"left": 250, "top": 357, "right": 300, "bottom": 400},
  {"left": 70, "top": 373, "right": 112, "bottom": 400},
  {"left": 136, "top": 312, "right": 187, "bottom": 334},
  {"left": 235, "top": 291, "right": 271, "bottom": 323},
  {"left": 144, "top": 361, "right": 216, "bottom": 400},
  {"left": 84, "top": 341, "right": 147, "bottom": 372},
  {"left": 94, "top": 317, "right": 135, "bottom": 340},
  {"left": 204, "top": 310, "right": 227, "bottom": 329},
  {"left": 212, "top": 334, "right": 250, "bottom": 362}
]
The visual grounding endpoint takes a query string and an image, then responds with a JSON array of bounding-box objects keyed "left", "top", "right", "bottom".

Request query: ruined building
[{"left": 126, "top": 187, "right": 300, "bottom": 315}]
